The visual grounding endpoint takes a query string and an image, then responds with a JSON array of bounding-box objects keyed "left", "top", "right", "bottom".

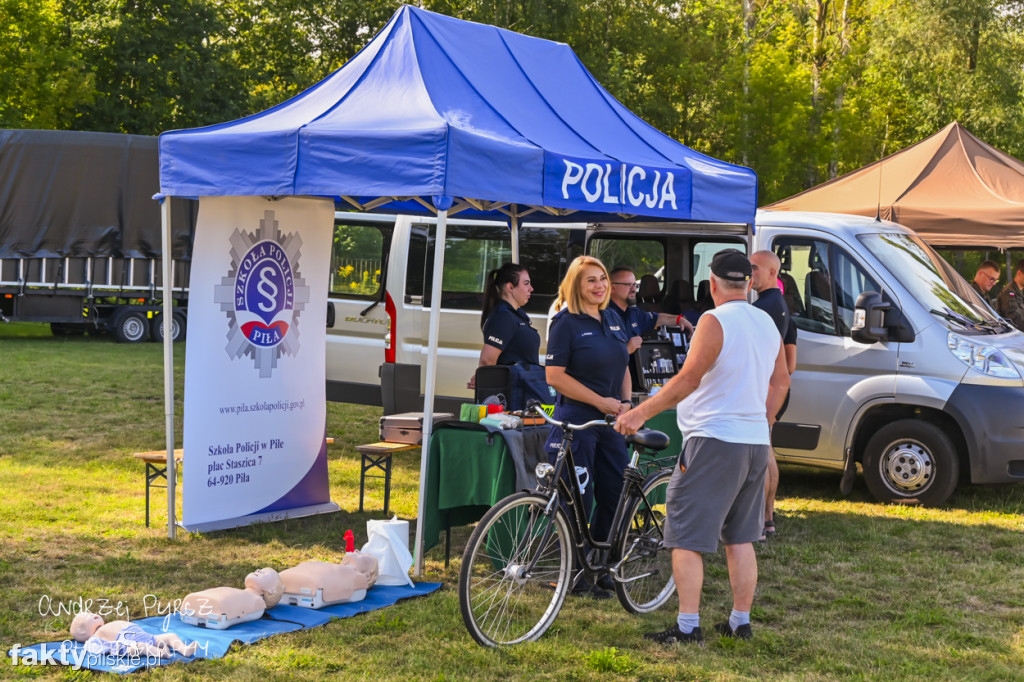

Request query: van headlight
[{"left": 947, "top": 332, "right": 1022, "bottom": 379}]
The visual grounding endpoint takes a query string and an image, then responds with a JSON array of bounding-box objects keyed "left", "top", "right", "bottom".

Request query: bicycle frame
[
  {"left": 457, "top": 407, "right": 676, "bottom": 647},
  {"left": 521, "top": 411, "right": 669, "bottom": 582}
]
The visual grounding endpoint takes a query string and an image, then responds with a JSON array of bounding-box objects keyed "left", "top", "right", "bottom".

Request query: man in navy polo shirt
[
  {"left": 608, "top": 267, "right": 693, "bottom": 354},
  {"left": 750, "top": 250, "right": 798, "bottom": 540}
]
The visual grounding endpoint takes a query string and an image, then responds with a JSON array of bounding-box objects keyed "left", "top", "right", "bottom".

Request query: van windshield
[{"left": 859, "top": 233, "right": 1011, "bottom": 335}]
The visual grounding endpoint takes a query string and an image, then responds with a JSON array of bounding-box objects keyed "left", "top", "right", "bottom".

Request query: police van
[{"left": 326, "top": 209, "right": 1024, "bottom": 506}]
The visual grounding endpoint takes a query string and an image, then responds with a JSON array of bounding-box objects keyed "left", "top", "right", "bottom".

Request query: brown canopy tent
[{"left": 765, "top": 122, "right": 1024, "bottom": 248}]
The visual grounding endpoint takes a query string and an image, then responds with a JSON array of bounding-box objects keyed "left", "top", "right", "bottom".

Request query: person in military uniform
[
  {"left": 996, "top": 259, "right": 1024, "bottom": 331},
  {"left": 970, "top": 260, "right": 1001, "bottom": 304}
]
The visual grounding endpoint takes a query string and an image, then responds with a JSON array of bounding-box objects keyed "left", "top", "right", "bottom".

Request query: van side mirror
[{"left": 851, "top": 291, "right": 891, "bottom": 344}]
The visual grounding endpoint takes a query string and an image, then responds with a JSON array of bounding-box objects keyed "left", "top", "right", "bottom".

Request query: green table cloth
[
  {"left": 419, "top": 412, "right": 681, "bottom": 554},
  {"left": 421, "top": 423, "right": 518, "bottom": 552}
]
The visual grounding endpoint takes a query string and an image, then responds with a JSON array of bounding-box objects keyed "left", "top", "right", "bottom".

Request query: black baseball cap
[{"left": 710, "top": 249, "right": 751, "bottom": 281}]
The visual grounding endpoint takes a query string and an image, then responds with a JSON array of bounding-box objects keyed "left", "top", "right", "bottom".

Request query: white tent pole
[
  {"left": 510, "top": 209, "right": 519, "bottom": 263},
  {"left": 413, "top": 208, "right": 448, "bottom": 576},
  {"left": 160, "top": 198, "right": 177, "bottom": 539}
]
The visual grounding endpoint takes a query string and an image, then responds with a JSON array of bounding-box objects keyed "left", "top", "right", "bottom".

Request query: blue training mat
[
  {"left": 263, "top": 603, "right": 333, "bottom": 628},
  {"left": 317, "top": 582, "right": 442, "bottom": 619},
  {"left": 8, "top": 582, "right": 442, "bottom": 674},
  {"left": 263, "top": 583, "right": 442, "bottom": 626}
]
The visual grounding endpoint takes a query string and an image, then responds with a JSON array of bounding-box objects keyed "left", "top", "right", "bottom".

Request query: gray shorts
[{"left": 663, "top": 436, "right": 769, "bottom": 553}]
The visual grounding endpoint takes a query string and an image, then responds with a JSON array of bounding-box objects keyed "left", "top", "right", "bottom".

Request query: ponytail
[{"left": 481, "top": 262, "right": 527, "bottom": 328}]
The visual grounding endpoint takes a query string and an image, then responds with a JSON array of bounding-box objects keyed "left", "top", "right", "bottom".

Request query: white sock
[
  {"left": 729, "top": 609, "right": 750, "bottom": 631},
  {"left": 676, "top": 612, "right": 700, "bottom": 634}
]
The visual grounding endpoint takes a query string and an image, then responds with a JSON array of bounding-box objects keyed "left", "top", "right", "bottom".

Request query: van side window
[
  {"left": 773, "top": 238, "right": 879, "bottom": 336},
  {"left": 519, "top": 227, "right": 584, "bottom": 314},
  {"left": 688, "top": 240, "right": 747, "bottom": 315},
  {"left": 589, "top": 236, "right": 666, "bottom": 311},
  {"left": 833, "top": 248, "right": 880, "bottom": 335},
  {"left": 406, "top": 225, "right": 428, "bottom": 301},
  {"left": 409, "top": 224, "right": 512, "bottom": 309},
  {"left": 330, "top": 220, "right": 392, "bottom": 299}
]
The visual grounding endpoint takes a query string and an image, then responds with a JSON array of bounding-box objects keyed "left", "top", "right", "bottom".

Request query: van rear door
[{"left": 325, "top": 213, "right": 396, "bottom": 405}]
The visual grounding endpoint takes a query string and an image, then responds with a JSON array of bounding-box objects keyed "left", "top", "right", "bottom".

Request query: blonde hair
[{"left": 554, "top": 255, "right": 610, "bottom": 315}]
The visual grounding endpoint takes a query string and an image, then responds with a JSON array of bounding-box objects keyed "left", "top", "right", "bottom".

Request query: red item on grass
[{"left": 344, "top": 529, "right": 355, "bottom": 552}]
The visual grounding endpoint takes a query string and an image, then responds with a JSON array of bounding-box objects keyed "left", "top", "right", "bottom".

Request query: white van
[{"left": 326, "top": 209, "right": 1024, "bottom": 506}]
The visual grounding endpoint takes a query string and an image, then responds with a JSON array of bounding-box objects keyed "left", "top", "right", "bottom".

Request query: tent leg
[
  {"left": 413, "top": 209, "right": 448, "bottom": 576},
  {"left": 160, "top": 198, "right": 177, "bottom": 540},
  {"left": 510, "top": 211, "right": 519, "bottom": 263}
]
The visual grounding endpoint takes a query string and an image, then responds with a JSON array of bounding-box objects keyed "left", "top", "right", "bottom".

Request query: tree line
[{"left": 4, "top": 0, "right": 1024, "bottom": 203}]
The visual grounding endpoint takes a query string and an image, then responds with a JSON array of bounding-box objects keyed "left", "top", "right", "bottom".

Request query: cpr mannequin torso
[
  {"left": 280, "top": 561, "right": 369, "bottom": 606},
  {"left": 340, "top": 551, "right": 378, "bottom": 587},
  {"left": 180, "top": 568, "right": 283, "bottom": 628}
]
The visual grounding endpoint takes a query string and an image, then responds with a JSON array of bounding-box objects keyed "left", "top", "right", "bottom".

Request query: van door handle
[{"left": 326, "top": 302, "right": 335, "bottom": 328}]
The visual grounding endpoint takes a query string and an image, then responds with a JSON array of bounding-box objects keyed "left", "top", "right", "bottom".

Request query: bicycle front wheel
[
  {"left": 459, "top": 492, "right": 573, "bottom": 647},
  {"left": 614, "top": 470, "right": 676, "bottom": 614}
]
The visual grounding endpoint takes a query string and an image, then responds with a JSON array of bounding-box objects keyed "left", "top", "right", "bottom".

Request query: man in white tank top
[{"left": 616, "top": 249, "right": 791, "bottom": 644}]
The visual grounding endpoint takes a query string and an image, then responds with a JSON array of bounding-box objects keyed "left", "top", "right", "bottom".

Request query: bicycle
[{"left": 458, "top": 403, "right": 676, "bottom": 647}]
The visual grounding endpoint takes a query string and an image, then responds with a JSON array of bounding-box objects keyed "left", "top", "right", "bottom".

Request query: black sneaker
[
  {"left": 596, "top": 574, "right": 616, "bottom": 592},
  {"left": 714, "top": 621, "right": 753, "bottom": 640},
  {"left": 643, "top": 624, "right": 704, "bottom": 645}
]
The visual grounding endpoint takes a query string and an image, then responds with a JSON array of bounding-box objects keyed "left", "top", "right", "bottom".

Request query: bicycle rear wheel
[
  {"left": 613, "top": 470, "right": 676, "bottom": 614},
  {"left": 459, "top": 492, "right": 573, "bottom": 647}
]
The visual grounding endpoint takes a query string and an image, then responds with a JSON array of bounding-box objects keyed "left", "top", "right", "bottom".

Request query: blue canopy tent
[{"left": 157, "top": 4, "right": 757, "bottom": 568}]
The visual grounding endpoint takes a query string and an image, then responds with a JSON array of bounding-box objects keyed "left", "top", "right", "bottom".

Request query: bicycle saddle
[{"left": 625, "top": 428, "right": 669, "bottom": 452}]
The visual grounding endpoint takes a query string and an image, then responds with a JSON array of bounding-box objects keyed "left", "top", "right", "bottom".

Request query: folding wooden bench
[
  {"left": 353, "top": 442, "right": 418, "bottom": 515},
  {"left": 132, "top": 449, "right": 183, "bottom": 527}
]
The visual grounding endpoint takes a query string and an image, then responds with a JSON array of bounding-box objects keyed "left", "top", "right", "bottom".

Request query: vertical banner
[{"left": 182, "top": 196, "right": 338, "bottom": 531}]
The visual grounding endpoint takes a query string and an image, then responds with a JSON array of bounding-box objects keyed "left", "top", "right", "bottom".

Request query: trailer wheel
[
  {"left": 112, "top": 309, "right": 150, "bottom": 343},
  {"left": 862, "top": 420, "right": 959, "bottom": 506},
  {"left": 151, "top": 311, "right": 186, "bottom": 342}
]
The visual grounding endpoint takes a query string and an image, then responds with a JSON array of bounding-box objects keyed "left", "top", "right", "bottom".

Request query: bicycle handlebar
[{"left": 529, "top": 403, "right": 615, "bottom": 432}]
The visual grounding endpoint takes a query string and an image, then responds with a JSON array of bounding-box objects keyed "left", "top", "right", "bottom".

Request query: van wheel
[
  {"left": 862, "top": 420, "right": 958, "bottom": 506},
  {"left": 111, "top": 309, "right": 150, "bottom": 343}
]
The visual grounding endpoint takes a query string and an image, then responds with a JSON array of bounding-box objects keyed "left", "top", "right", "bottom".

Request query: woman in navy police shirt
[
  {"left": 468, "top": 263, "right": 539, "bottom": 389},
  {"left": 546, "top": 256, "right": 632, "bottom": 595}
]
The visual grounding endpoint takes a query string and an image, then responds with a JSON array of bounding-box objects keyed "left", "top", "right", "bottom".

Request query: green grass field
[{"left": 1, "top": 322, "right": 1023, "bottom": 681}]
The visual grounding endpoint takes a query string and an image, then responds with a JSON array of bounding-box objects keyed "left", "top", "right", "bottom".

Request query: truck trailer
[{"left": 0, "top": 129, "right": 196, "bottom": 341}]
